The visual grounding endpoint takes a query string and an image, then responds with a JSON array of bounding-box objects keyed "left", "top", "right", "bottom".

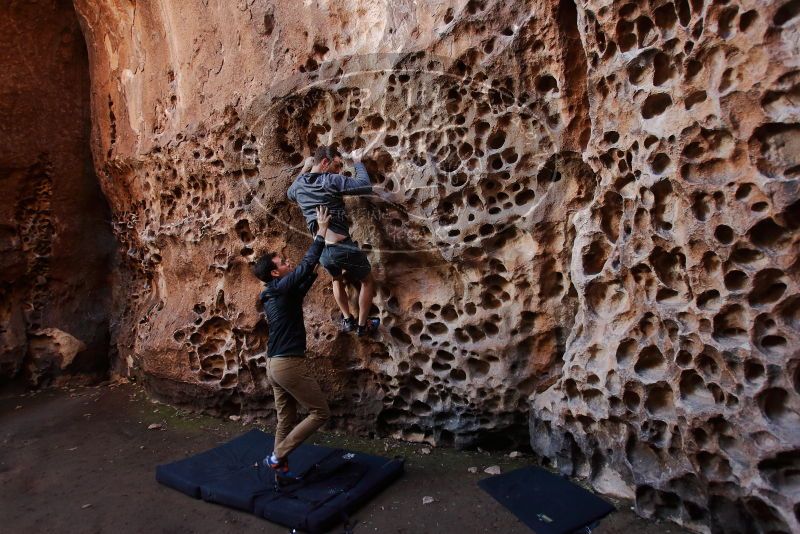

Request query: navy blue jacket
[{"left": 259, "top": 236, "right": 324, "bottom": 357}]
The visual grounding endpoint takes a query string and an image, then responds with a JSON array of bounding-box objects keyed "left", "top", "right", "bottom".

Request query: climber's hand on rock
[
  {"left": 300, "top": 156, "right": 315, "bottom": 172},
  {"left": 348, "top": 147, "right": 364, "bottom": 161}
]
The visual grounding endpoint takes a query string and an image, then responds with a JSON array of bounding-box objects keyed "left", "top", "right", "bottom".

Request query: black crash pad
[
  {"left": 156, "top": 429, "right": 404, "bottom": 533},
  {"left": 478, "top": 466, "right": 615, "bottom": 534}
]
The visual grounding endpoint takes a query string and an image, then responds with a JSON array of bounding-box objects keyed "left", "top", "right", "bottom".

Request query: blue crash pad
[
  {"left": 478, "top": 466, "right": 615, "bottom": 534},
  {"left": 156, "top": 429, "right": 404, "bottom": 533}
]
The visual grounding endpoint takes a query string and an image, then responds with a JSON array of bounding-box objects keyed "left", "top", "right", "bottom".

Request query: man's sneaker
[
  {"left": 263, "top": 453, "right": 297, "bottom": 479},
  {"left": 340, "top": 316, "right": 357, "bottom": 334},
  {"left": 357, "top": 317, "right": 381, "bottom": 338}
]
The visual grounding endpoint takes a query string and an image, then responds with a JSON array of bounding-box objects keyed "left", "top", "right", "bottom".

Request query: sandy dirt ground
[{"left": 0, "top": 382, "right": 690, "bottom": 534}]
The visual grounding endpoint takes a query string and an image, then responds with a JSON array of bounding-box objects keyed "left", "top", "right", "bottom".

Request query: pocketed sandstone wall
[{"left": 70, "top": 1, "right": 799, "bottom": 531}]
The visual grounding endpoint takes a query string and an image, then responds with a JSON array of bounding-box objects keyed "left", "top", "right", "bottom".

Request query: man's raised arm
[
  {"left": 326, "top": 159, "right": 373, "bottom": 196},
  {"left": 271, "top": 206, "right": 330, "bottom": 293},
  {"left": 287, "top": 157, "right": 315, "bottom": 203}
]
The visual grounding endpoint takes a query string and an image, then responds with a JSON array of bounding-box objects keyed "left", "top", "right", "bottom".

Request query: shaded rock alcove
[{"left": 0, "top": 0, "right": 115, "bottom": 385}]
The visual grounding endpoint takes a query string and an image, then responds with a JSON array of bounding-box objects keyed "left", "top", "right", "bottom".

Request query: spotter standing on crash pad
[{"left": 252, "top": 205, "right": 332, "bottom": 480}]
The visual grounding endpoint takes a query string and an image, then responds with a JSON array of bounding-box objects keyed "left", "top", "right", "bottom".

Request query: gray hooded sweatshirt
[{"left": 287, "top": 162, "right": 373, "bottom": 237}]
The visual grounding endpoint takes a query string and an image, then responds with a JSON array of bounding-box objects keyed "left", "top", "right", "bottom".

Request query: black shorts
[{"left": 320, "top": 239, "right": 371, "bottom": 282}]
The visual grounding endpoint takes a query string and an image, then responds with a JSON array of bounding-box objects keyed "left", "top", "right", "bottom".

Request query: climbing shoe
[
  {"left": 357, "top": 317, "right": 381, "bottom": 338},
  {"left": 263, "top": 453, "right": 297, "bottom": 480},
  {"left": 340, "top": 316, "right": 357, "bottom": 334}
]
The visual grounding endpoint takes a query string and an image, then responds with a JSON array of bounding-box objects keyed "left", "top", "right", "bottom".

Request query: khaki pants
[{"left": 266, "top": 356, "right": 330, "bottom": 460}]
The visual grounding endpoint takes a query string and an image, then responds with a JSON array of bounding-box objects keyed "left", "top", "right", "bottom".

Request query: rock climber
[
  {"left": 252, "top": 205, "right": 332, "bottom": 482},
  {"left": 287, "top": 144, "right": 379, "bottom": 337}
]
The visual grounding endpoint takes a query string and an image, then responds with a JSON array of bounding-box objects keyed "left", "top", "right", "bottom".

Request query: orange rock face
[{"left": 65, "top": 0, "right": 799, "bottom": 531}]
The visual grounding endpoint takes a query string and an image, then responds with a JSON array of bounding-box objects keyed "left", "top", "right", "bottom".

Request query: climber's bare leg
[
  {"left": 332, "top": 276, "right": 352, "bottom": 319},
  {"left": 357, "top": 273, "right": 375, "bottom": 327}
]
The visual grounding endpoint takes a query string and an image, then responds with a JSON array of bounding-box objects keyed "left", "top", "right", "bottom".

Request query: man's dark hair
[
  {"left": 314, "top": 145, "right": 340, "bottom": 164},
  {"left": 253, "top": 252, "right": 280, "bottom": 283}
]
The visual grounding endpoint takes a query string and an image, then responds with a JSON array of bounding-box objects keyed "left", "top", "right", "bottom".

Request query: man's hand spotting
[{"left": 315, "top": 205, "right": 330, "bottom": 238}]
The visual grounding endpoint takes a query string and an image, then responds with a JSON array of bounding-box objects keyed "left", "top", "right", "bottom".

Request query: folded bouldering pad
[
  {"left": 478, "top": 466, "right": 615, "bottom": 534},
  {"left": 156, "top": 429, "right": 404, "bottom": 533}
]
